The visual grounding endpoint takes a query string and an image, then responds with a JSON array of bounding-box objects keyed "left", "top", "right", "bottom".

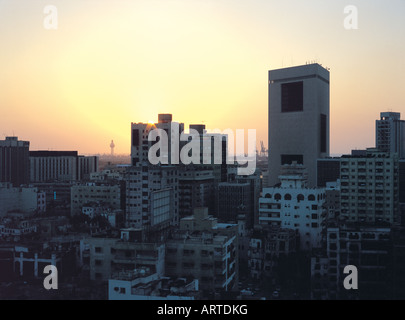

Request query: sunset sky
[{"left": 1, "top": 0, "right": 404, "bottom": 155}]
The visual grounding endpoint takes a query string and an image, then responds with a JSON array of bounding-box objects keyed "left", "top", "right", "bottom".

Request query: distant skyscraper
[
  {"left": 376, "top": 112, "right": 405, "bottom": 158},
  {"left": 0, "top": 137, "right": 30, "bottom": 187},
  {"left": 268, "top": 63, "right": 330, "bottom": 187}
]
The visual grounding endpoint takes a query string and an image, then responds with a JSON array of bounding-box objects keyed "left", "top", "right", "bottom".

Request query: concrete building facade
[
  {"left": 30, "top": 151, "right": 98, "bottom": 183},
  {"left": 268, "top": 63, "right": 330, "bottom": 187},
  {"left": 71, "top": 183, "right": 121, "bottom": 216},
  {"left": 218, "top": 182, "right": 253, "bottom": 224},
  {"left": 376, "top": 112, "right": 405, "bottom": 159},
  {"left": 125, "top": 165, "right": 179, "bottom": 230},
  {"left": 83, "top": 233, "right": 165, "bottom": 282},
  {"left": 259, "top": 164, "right": 326, "bottom": 250},
  {"left": 165, "top": 208, "right": 238, "bottom": 292},
  {"left": 0, "top": 183, "right": 46, "bottom": 217},
  {"left": 340, "top": 150, "right": 399, "bottom": 226},
  {"left": 131, "top": 114, "right": 184, "bottom": 166}
]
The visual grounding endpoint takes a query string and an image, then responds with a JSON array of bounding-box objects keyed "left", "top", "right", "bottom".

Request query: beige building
[
  {"left": 340, "top": 149, "right": 399, "bottom": 225},
  {"left": 166, "top": 207, "right": 238, "bottom": 292},
  {"left": 71, "top": 183, "right": 121, "bottom": 215},
  {"left": 82, "top": 231, "right": 165, "bottom": 282}
]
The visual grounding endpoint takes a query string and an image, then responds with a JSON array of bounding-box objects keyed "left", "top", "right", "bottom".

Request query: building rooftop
[{"left": 29, "top": 151, "right": 78, "bottom": 157}]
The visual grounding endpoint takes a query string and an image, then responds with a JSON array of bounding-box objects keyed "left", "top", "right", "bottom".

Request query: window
[
  {"left": 132, "top": 129, "right": 140, "bottom": 146},
  {"left": 281, "top": 81, "right": 303, "bottom": 112},
  {"left": 281, "top": 154, "right": 303, "bottom": 165},
  {"left": 320, "top": 114, "right": 327, "bottom": 153}
]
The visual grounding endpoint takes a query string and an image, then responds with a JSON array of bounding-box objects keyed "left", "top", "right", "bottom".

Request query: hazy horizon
[{"left": 1, "top": 0, "right": 404, "bottom": 155}]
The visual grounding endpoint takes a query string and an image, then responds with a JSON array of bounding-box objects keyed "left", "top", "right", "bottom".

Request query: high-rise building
[
  {"left": 125, "top": 165, "right": 179, "bottom": 233},
  {"left": 178, "top": 166, "right": 215, "bottom": 218},
  {"left": 131, "top": 114, "right": 184, "bottom": 166},
  {"left": 189, "top": 124, "right": 229, "bottom": 183},
  {"left": 235, "top": 171, "right": 261, "bottom": 227},
  {"left": 339, "top": 149, "right": 400, "bottom": 226},
  {"left": 268, "top": 63, "right": 330, "bottom": 187},
  {"left": 376, "top": 112, "right": 405, "bottom": 158},
  {"left": 0, "top": 137, "right": 30, "bottom": 187}
]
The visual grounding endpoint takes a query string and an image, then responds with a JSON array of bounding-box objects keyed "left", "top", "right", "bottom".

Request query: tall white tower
[{"left": 110, "top": 140, "right": 115, "bottom": 156}]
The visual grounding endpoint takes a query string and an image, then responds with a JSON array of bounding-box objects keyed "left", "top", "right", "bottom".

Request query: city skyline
[
  {"left": 2, "top": 0, "right": 405, "bottom": 303},
  {"left": 1, "top": 0, "right": 405, "bottom": 155}
]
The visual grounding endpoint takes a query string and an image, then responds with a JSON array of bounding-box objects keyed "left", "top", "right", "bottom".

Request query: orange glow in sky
[{"left": 1, "top": 0, "right": 404, "bottom": 155}]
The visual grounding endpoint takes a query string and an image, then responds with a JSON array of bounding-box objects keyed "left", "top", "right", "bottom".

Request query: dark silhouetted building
[
  {"left": 317, "top": 158, "right": 340, "bottom": 187},
  {"left": 0, "top": 137, "right": 30, "bottom": 187},
  {"left": 376, "top": 112, "right": 405, "bottom": 158}
]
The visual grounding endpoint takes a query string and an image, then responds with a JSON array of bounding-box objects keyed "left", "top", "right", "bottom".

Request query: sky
[{"left": 0, "top": 0, "right": 404, "bottom": 155}]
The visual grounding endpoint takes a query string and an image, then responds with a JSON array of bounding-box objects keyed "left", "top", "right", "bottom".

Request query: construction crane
[{"left": 260, "top": 141, "right": 268, "bottom": 157}]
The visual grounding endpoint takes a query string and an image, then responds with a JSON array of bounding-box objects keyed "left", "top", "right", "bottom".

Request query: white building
[
  {"left": 259, "top": 164, "right": 326, "bottom": 250},
  {"left": 126, "top": 165, "right": 179, "bottom": 229},
  {"left": 30, "top": 151, "right": 98, "bottom": 182},
  {"left": 268, "top": 63, "right": 330, "bottom": 187}
]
